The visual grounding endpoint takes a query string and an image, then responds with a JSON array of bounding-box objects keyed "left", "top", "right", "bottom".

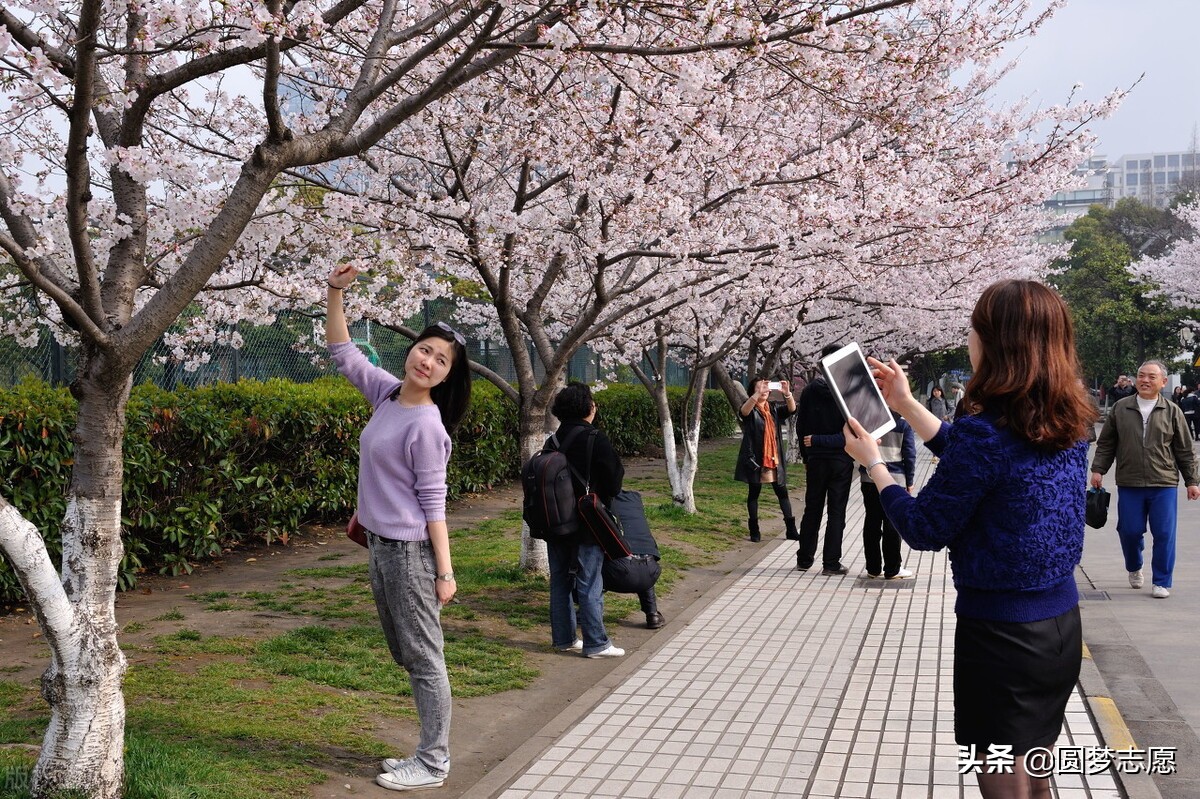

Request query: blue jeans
[
  {"left": 369, "top": 535, "right": 451, "bottom": 777},
  {"left": 1116, "top": 486, "right": 1178, "bottom": 588},
  {"left": 547, "top": 539, "right": 611, "bottom": 655}
]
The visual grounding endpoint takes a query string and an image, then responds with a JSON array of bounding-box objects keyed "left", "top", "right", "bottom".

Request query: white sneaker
[
  {"left": 585, "top": 644, "right": 625, "bottom": 659},
  {"left": 1152, "top": 585, "right": 1170, "bottom": 599},
  {"left": 557, "top": 639, "right": 583, "bottom": 652},
  {"left": 887, "top": 568, "right": 915, "bottom": 580},
  {"left": 380, "top": 756, "right": 414, "bottom": 773},
  {"left": 1129, "top": 570, "right": 1144, "bottom": 589},
  {"left": 376, "top": 758, "right": 445, "bottom": 791}
]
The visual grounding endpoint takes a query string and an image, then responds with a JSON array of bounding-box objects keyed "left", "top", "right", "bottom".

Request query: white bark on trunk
[
  {"left": 32, "top": 495, "right": 128, "bottom": 799},
  {"left": 676, "top": 427, "right": 701, "bottom": 515},
  {"left": 0, "top": 497, "right": 129, "bottom": 799},
  {"left": 674, "top": 371, "right": 708, "bottom": 515},
  {"left": 647, "top": 371, "right": 707, "bottom": 515},
  {"left": 0, "top": 368, "right": 134, "bottom": 799},
  {"left": 650, "top": 385, "right": 690, "bottom": 512},
  {"left": 518, "top": 428, "right": 550, "bottom": 575}
]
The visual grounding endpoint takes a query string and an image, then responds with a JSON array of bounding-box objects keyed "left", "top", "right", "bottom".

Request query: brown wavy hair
[{"left": 964, "top": 280, "right": 1097, "bottom": 451}]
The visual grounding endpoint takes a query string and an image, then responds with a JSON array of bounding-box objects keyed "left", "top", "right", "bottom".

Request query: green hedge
[
  {"left": 0, "top": 378, "right": 733, "bottom": 603},
  {"left": 593, "top": 385, "right": 736, "bottom": 455}
]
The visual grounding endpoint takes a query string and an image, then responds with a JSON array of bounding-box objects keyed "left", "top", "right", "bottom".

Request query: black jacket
[
  {"left": 734, "top": 400, "right": 795, "bottom": 484},
  {"left": 1109, "top": 384, "right": 1136, "bottom": 402},
  {"left": 795, "top": 377, "right": 852, "bottom": 464},
  {"left": 546, "top": 419, "right": 624, "bottom": 505}
]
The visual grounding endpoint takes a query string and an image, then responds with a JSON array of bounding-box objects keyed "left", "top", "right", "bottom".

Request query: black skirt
[{"left": 954, "top": 605, "right": 1082, "bottom": 755}]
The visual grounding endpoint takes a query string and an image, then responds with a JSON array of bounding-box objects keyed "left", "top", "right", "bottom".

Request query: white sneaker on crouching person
[
  {"left": 1152, "top": 585, "right": 1170, "bottom": 599},
  {"left": 376, "top": 757, "right": 445, "bottom": 791},
  {"left": 557, "top": 639, "right": 583, "bottom": 652},
  {"left": 1129, "top": 570, "right": 1144, "bottom": 589},
  {"left": 585, "top": 644, "right": 625, "bottom": 659}
]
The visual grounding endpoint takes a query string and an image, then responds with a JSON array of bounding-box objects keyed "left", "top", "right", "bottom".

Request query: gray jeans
[{"left": 369, "top": 535, "right": 451, "bottom": 776}]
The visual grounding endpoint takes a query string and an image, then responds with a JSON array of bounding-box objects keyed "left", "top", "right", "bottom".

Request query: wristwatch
[{"left": 437, "top": 572, "right": 455, "bottom": 582}]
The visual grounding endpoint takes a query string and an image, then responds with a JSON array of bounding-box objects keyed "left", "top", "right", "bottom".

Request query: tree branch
[
  {"left": 0, "top": 501, "right": 74, "bottom": 650},
  {"left": 0, "top": 8, "right": 77, "bottom": 80},
  {"left": 484, "top": 0, "right": 915, "bottom": 55},
  {"left": 65, "top": 0, "right": 105, "bottom": 327},
  {"left": 263, "top": 0, "right": 290, "bottom": 144},
  {"left": 139, "top": 0, "right": 368, "bottom": 103}
]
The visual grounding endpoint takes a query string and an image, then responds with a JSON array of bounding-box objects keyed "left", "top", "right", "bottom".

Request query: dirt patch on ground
[{"left": 0, "top": 449, "right": 765, "bottom": 798}]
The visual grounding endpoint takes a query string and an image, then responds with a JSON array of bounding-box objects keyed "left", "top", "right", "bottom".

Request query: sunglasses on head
[{"left": 434, "top": 321, "right": 466, "bottom": 347}]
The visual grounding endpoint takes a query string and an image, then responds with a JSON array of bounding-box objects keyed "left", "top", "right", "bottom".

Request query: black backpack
[{"left": 522, "top": 427, "right": 593, "bottom": 539}]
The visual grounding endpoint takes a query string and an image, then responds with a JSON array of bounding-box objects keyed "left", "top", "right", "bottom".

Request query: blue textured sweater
[{"left": 880, "top": 412, "right": 1087, "bottom": 623}]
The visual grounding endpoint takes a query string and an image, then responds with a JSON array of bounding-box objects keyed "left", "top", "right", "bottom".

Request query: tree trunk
[
  {"left": 645, "top": 366, "right": 708, "bottom": 514},
  {"left": 712, "top": 362, "right": 748, "bottom": 411},
  {"left": 26, "top": 365, "right": 131, "bottom": 799},
  {"left": 517, "top": 400, "right": 552, "bottom": 575},
  {"left": 648, "top": 381, "right": 686, "bottom": 508},
  {"left": 674, "top": 368, "right": 709, "bottom": 514}
]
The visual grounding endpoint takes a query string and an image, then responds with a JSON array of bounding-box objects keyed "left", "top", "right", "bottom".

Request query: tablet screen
[{"left": 820, "top": 344, "right": 895, "bottom": 438}]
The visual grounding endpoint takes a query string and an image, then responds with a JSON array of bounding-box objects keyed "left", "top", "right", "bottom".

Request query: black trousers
[
  {"left": 797, "top": 458, "right": 854, "bottom": 569},
  {"left": 638, "top": 586, "right": 658, "bottom": 615},
  {"left": 747, "top": 480, "right": 794, "bottom": 522},
  {"left": 860, "top": 481, "right": 901, "bottom": 577}
]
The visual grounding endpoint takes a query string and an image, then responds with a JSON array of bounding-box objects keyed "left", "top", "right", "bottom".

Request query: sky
[{"left": 990, "top": 0, "right": 1200, "bottom": 159}]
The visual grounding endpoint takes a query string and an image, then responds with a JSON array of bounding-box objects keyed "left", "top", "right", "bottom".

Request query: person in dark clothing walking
[
  {"left": 1180, "top": 387, "right": 1200, "bottom": 441},
  {"left": 795, "top": 344, "right": 855, "bottom": 575},
  {"left": 734, "top": 376, "right": 798, "bottom": 542}
]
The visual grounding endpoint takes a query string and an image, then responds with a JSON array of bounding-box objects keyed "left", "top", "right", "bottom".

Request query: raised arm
[{"left": 324, "top": 264, "right": 358, "bottom": 345}]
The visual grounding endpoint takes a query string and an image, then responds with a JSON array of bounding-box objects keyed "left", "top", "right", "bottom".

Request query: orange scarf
[{"left": 757, "top": 401, "right": 778, "bottom": 470}]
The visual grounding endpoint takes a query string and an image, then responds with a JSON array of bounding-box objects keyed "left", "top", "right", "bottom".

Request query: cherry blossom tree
[
  {"left": 0, "top": 1, "right": 1119, "bottom": 795},
  {"left": 303, "top": 0, "right": 1116, "bottom": 562},
  {"left": 6, "top": 2, "right": 964, "bottom": 795},
  {"left": 1134, "top": 202, "right": 1200, "bottom": 309}
]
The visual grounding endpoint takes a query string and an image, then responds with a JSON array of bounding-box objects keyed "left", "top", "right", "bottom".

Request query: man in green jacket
[{"left": 1091, "top": 360, "right": 1200, "bottom": 599}]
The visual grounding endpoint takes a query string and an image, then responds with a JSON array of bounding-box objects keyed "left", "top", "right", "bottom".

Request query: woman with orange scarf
[{"left": 734, "top": 376, "right": 798, "bottom": 542}]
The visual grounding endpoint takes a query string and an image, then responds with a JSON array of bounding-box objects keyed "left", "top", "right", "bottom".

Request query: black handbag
[{"left": 1085, "top": 487, "right": 1110, "bottom": 529}]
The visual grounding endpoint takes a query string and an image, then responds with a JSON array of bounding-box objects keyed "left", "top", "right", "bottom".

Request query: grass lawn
[{"left": 0, "top": 441, "right": 800, "bottom": 797}]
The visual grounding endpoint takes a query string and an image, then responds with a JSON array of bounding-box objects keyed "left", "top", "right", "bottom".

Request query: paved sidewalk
[
  {"left": 1077, "top": 462, "right": 1200, "bottom": 799},
  {"left": 466, "top": 451, "right": 1132, "bottom": 799}
]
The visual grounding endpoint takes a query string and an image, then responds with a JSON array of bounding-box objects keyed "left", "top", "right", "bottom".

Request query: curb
[
  {"left": 459, "top": 535, "right": 781, "bottom": 799},
  {"left": 1078, "top": 642, "right": 1164, "bottom": 799}
]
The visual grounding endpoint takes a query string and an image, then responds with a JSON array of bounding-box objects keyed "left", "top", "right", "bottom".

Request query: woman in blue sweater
[{"left": 844, "top": 280, "right": 1096, "bottom": 799}]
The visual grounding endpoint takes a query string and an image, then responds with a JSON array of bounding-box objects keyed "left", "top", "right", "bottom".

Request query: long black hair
[{"left": 402, "top": 323, "right": 472, "bottom": 434}]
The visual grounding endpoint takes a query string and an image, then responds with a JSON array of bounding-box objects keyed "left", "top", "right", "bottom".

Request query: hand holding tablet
[{"left": 819, "top": 343, "right": 895, "bottom": 440}]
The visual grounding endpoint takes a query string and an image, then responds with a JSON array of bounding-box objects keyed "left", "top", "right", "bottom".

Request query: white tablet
[{"left": 819, "top": 343, "right": 896, "bottom": 440}]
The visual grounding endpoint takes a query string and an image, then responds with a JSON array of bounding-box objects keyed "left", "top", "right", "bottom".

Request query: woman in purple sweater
[
  {"left": 844, "top": 280, "right": 1096, "bottom": 799},
  {"left": 325, "top": 265, "right": 471, "bottom": 793}
]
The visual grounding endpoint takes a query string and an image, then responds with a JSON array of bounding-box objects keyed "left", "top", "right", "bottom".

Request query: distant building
[
  {"left": 1108, "top": 150, "right": 1200, "bottom": 208},
  {"left": 1037, "top": 148, "right": 1200, "bottom": 242},
  {"left": 1037, "top": 156, "right": 1113, "bottom": 243}
]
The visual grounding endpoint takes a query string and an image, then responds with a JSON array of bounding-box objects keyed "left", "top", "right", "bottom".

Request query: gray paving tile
[{"left": 494, "top": 450, "right": 1121, "bottom": 798}]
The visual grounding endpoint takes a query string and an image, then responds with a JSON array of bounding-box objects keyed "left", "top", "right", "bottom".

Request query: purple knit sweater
[
  {"left": 879, "top": 412, "right": 1086, "bottom": 623},
  {"left": 330, "top": 342, "right": 451, "bottom": 540}
]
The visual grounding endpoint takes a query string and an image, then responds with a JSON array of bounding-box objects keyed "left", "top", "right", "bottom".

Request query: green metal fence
[{"left": 0, "top": 310, "right": 626, "bottom": 391}]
